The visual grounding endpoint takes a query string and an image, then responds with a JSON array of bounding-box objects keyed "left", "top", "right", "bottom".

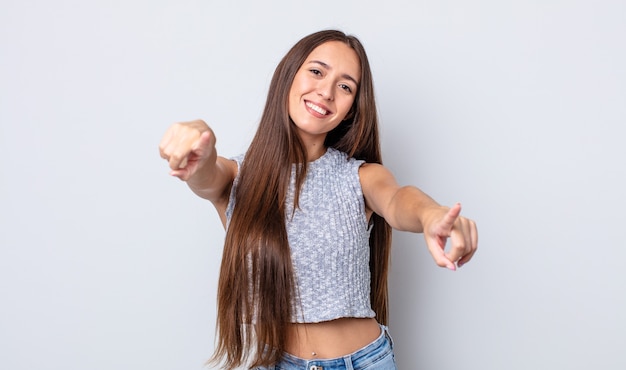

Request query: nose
[{"left": 317, "top": 81, "right": 334, "bottom": 101}]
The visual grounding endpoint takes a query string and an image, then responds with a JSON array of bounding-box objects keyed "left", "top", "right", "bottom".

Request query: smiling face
[{"left": 288, "top": 41, "right": 361, "bottom": 149}]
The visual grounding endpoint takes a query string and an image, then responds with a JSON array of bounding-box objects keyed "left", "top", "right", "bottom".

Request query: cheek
[
  {"left": 288, "top": 94, "right": 299, "bottom": 119},
  {"left": 338, "top": 99, "right": 355, "bottom": 118},
  {"left": 288, "top": 78, "right": 305, "bottom": 105},
  {"left": 290, "top": 72, "right": 307, "bottom": 94}
]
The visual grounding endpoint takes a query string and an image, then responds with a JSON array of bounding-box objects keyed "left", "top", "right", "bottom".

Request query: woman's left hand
[{"left": 423, "top": 203, "right": 478, "bottom": 270}]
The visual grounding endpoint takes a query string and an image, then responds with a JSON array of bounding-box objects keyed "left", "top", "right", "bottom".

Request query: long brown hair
[{"left": 210, "top": 30, "right": 392, "bottom": 369}]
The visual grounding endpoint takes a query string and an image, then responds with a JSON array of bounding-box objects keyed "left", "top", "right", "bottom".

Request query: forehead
[{"left": 304, "top": 41, "right": 361, "bottom": 82}]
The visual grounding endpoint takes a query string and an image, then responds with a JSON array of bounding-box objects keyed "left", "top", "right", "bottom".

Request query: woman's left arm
[{"left": 359, "top": 163, "right": 478, "bottom": 270}]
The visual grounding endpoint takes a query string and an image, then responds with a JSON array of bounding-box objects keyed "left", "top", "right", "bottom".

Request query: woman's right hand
[{"left": 159, "top": 119, "right": 217, "bottom": 181}]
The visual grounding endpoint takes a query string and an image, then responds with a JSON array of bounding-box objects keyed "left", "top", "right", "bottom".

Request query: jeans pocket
[{"left": 361, "top": 351, "right": 397, "bottom": 370}]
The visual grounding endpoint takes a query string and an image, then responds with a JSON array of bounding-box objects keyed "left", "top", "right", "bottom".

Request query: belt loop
[
  {"left": 344, "top": 354, "right": 354, "bottom": 370},
  {"left": 382, "top": 324, "right": 395, "bottom": 349}
]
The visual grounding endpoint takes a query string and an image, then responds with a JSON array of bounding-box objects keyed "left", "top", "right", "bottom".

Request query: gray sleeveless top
[{"left": 226, "top": 148, "right": 375, "bottom": 323}]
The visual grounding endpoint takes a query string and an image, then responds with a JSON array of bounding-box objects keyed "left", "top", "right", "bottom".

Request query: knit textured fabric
[{"left": 226, "top": 148, "right": 375, "bottom": 323}]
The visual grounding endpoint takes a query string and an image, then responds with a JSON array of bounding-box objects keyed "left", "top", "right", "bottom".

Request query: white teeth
[{"left": 306, "top": 101, "right": 327, "bottom": 115}]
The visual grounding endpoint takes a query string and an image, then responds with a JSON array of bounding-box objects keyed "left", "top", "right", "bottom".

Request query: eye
[
  {"left": 339, "top": 84, "right": 353, "bottom": 93},
  {"left": 309, "top": 69, "right": 322, "bottom": 76}
]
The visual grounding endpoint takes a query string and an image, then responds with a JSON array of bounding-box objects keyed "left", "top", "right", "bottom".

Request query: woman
[{"left": 159, "top": 30, "right": 477, "bottom": 370}]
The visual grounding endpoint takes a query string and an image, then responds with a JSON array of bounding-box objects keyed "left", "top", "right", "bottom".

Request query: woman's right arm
[{"left": 159, "top": 120, "right": 237, "bottom": 212}]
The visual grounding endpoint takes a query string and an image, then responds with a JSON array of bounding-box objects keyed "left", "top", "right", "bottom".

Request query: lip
[{"left": 304, "top": 100, "right": 332, "bottom": 117}]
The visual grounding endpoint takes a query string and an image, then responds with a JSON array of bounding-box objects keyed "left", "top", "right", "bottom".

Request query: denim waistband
[{"left": 274, "top": 324, "right": 395, "bottom": 369}]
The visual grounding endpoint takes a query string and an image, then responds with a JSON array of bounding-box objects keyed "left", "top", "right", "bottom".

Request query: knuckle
[
  {"left": 169, "top": 153, "right": 182, "bottom": 163},
  {"left": 451, "top": 240, "right": 465, "bottom": 250},
  {"left": 158, "top": 146, "right": 167, "bottom": 158}
]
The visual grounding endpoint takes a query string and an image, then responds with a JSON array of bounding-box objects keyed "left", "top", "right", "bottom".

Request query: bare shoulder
[{"left": 358, "top": 162, "right": 396, "bottom": 188}]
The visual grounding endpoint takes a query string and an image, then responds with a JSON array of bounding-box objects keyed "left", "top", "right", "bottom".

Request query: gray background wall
[{"left": 1, "top": 0, "right": 624, "bottom": 369}]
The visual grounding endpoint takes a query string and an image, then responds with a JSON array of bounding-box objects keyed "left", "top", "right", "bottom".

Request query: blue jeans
[{"left": 255, "top": 324, "right": 397, "bottom": 370}]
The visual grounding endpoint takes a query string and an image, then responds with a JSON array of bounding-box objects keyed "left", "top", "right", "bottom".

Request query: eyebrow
[{"left": 308, "top": 60, "right": 359, "bottom": 86}]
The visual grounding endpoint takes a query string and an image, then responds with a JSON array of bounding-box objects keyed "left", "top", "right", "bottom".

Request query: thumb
[{"left": 425, "top": 237, "right": 457, "bottom": 271}]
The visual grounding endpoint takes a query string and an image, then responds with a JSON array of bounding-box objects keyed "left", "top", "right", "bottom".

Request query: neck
[
  {"left": 296, "top": 130, "right": 328, "bottom": 161},
  {"left": 305, "top": 144, "right": 327, "bottom": 162}
]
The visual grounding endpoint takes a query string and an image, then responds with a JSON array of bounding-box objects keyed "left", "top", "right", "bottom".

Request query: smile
[{"left": 305, "top": 101, "right": 329, "bottom": 116}]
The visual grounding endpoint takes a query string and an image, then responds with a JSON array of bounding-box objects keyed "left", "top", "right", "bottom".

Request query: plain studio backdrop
[{"left": 1, "top": 1, "right": 624, "bottom": 369}]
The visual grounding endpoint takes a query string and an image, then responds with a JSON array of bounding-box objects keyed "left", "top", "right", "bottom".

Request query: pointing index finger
[{"left": 441, "top": 203, "right": 462, "bottom": 229}]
